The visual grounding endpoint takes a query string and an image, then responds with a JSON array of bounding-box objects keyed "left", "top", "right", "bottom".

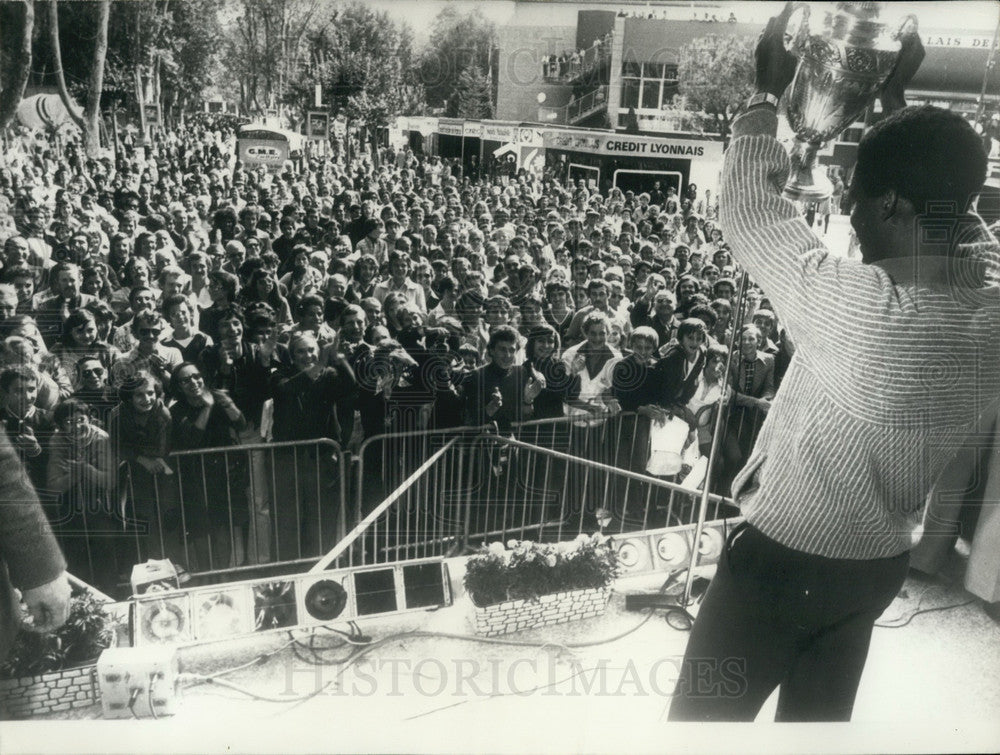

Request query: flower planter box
[
  {"left": 472, "top": 586, "right": 611, "bottom": 637},
  {"left": 0, "top": 664, "right": 100, "bottom": 719}
]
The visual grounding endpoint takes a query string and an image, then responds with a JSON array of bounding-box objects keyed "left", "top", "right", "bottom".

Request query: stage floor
[{"left": 9, "top": 543, "right": 1000, "bottom": 753}]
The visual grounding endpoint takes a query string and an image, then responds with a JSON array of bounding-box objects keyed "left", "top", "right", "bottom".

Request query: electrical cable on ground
[
  {"left": 180, "top": 609, "right": 660, "bottom": 706},
  {"left": 875, "top": 599, "right": 976, "bottom": 628}
]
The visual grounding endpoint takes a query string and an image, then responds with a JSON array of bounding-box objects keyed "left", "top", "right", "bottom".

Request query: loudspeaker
[
  {"left": 609, "top": 519, "right": 740, "bottom": 577},
  {"left": 297, "top": 575, "right": 351, "bottom": 626},
  {"left": 610, "top": 533, "right": 654, "bottom": 575}
]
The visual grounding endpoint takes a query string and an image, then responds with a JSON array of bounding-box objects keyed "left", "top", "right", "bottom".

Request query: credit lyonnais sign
[{"left": 602, "top": 138, "right": 708, "bottom": 156}]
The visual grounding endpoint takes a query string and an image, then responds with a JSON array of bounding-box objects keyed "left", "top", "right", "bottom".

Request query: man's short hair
[
  {"left": 0, "top": 364, "right": 38, "bottom": 392},
  {"left": 676, "top": 317, "right": 708, "bottom": 342},
  {"left": 854, "top": 105, "right": 987, "bottom": 215},
  {"left": 630, "top": 326, "right": 659, "bottom": 348},
  {"left": 487, "top": 324, "right": 519, "bottom": 350}
]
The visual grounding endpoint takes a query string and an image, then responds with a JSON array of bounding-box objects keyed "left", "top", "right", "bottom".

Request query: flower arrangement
[
  {"left": 0, "top": 592, "right": 114, "bottom": 680},
  {"left": 464, "top": 533, "right": 619, "bottom": 608}
]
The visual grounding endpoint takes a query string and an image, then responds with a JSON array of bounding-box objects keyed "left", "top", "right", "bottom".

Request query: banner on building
[
  {"left": 437, "top": 119, "right": 464, "bottom": 137},
  {"left": 481, "top": 122, "right": 516, "bottom": 142}
]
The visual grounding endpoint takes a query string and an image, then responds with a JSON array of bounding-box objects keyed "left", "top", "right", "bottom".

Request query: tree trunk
[
  {"left": 135, "top": 66, "right": 148, "bottom": 138},
  {"left": 0, "top": 0, "right": 34, "bottom": 131},
  {"left": 49, "top": 0, "right": 85, "bottom": 131},
  {"left": 49, "top": 0, "right": 110, "bottom": 156},
  {"left": 82, "top": 0, "right": 111, "bottom": 156}
]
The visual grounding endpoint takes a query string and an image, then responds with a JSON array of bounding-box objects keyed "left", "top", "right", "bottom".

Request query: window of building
[
  {"left": 619, "top": 61, "right": 680, "bottom": 113},
  {"left": 621, "top": 78, "right": 640, "bottom": 109}
]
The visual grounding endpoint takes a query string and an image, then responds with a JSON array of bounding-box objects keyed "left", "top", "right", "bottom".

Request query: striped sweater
[{"left": 720, "top": 107, "right": 1000, "bottom": 559}]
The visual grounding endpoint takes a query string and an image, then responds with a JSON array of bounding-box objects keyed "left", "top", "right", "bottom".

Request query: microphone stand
[
  {"left": 624, "top": 271, "right": 752, "bottom": 628},
  {"left": 677, "top": 269, "right": 751, "bottom": 613}
]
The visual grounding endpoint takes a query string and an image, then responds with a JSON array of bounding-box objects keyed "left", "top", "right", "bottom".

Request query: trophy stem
[{"left": 783, "top": 139, "right": 834, "bottom": 202}]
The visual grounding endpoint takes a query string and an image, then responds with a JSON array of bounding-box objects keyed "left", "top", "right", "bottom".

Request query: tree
[
  {"left": 454, "top": 64, "right": 493, "bottom": 120},
  {"left": 678, "top": 34, "right": 755, "bottom": 145},
  {"left": 50, "top": 0, "right": 110, "bottom": 156},
  {"left": 420, "top": 7, "right": 496, "bottom": 114},
  {"left": 283, "top": 2, "right": 423, "bottom": 153},
  {"left": 220, "top": 0, "right": 322, "bottom": 115},
  {"left": 0, "top": 0, "right": 34, "bottom": 131}
]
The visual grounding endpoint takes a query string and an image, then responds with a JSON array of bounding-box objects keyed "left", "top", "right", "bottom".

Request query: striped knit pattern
[{"left": 719, "top": 108, "right": 1000, "bottom": 559}]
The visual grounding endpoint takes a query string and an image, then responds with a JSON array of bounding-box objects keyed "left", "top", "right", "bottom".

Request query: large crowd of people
[{"left": 0, "top": 114, "right": 798, "bottom": 593}]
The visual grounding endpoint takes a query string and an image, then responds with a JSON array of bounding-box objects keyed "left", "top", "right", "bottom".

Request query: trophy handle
[
  {"left": 784, "top": 2, "right": 811, "bottom": 55},
  {"left": 893, "top": 13, "right": 919, "bottom": 39}
]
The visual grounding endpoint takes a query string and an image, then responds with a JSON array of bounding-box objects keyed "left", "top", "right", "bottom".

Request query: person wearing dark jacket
[
  {"left": 0, "top": 428, "right": 70, "bottom": 665},
  {"left": 269, "top": 333, "right": 357, "bottom": 559},
  {"left": 169, "top": 362, "right": 248, "bottom": 571}
]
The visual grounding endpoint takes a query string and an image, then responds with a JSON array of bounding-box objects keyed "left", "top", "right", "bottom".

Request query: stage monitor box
[
  {"left": 131, "top": 559, "right": 180, "bottom": 596},
  {"left": 97, "top": 646, "right": 180, "bottom": 719},
  {"left": 132, "top": 558, "right": 452, "bottom": 647}
]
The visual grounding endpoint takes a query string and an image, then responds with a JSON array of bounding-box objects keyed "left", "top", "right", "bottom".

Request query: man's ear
[
  {"left": 881, "top": 190, "right": 914, "bottom": 222},
  {"left": 879, "top": 190, "right": 899, "bottom": 220}
]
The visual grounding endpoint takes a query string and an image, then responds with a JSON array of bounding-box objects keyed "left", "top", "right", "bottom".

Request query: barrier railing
[
  {"left": 345, "top": 415, "right": 738, "bottom": 567},
  {"left": 113, "top": 438, "right": 346, "bottom": 589},
  {"left": 69, "top": 405, "right": 761, "bottom": 593}
]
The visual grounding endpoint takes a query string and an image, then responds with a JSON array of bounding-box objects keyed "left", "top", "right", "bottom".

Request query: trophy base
[
  {"left": 783, "top": 175, "right": 834, "bottom": 203},
  {"left": 783, "top": 139, "right": 833, "bottom": 203}
]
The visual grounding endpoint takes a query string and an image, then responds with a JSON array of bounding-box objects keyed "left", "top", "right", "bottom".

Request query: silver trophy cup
[{"left": 783, "top": 2, "right": 918, "bottom": 202}]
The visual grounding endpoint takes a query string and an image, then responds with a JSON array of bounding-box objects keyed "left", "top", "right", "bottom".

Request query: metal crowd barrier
[
  {"left": 345, "top": 414, "right": 739, "bottom": 567},
  {"left": 110, "top": 438, "right": 345, "bottom": 590},
  {"left": 69, "top": 406, "right": 759, "bottom": 592}
]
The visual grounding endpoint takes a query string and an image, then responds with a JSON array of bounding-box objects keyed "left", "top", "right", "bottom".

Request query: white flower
[
  {"left": 545, "top": 554, "right": 558, "bottom": 568},
  {"left": 574, "top": 533, "right": 589, "bottom": 545},
  {"left": 488, "top": 542, "right": 506, "bottom": 556},
  {"left": 506, "top": 539, "right": 519, "bottom": 549}
]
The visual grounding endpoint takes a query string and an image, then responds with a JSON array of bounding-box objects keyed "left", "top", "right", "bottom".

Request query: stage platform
[{"left": 9, "top": 546, "right": 1000, "bottom": 753}]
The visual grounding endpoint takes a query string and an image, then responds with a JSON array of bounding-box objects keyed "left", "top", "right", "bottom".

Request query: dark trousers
[{"left": 668, "top": 521, "right": 909, "bottom": 722}]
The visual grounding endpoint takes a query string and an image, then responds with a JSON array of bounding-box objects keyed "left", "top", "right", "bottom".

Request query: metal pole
[
  {"left": 975, "top": 19, "right": 1000, "bottom": 125},
  {"left": 681, "top": 270, "right": 751, "bottom": 607}
]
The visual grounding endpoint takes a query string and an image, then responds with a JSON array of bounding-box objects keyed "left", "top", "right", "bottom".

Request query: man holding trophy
[{"left": 669, "top": 2, "right": 999, "bottom": 722}]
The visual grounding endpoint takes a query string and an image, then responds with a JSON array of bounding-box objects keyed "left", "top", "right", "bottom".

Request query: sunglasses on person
[
  {"left": 81, "top": 366, "right": 105, "bottom": 376},
  {"left": 139, "top": 328, "right": 162, "bottom": 337}
]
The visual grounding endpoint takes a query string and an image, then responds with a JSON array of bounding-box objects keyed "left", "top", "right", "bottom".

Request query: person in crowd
[
  {"left": 111, "top": 311, "right": 182, "bottom": 388},
  {"left": 50, "top": 309, "right": 116, "bottom": 389},
  {"left": 560, "top": 311, "right": 622, "bottom": 425},
  {"left": 109, "top": 372, "right": 182, "bottom": 566},
  {"left": 72, "top": 356, "right": 117, "bottom": 428},
  {"left": 46, "top": 399, "right": 116, "bottom": 589},
  {"left": 161, "top": 294, "right": 212, "bottom": 363},
  {"left": 0, "top": 365, "right": 55, "bottom": 493},
  {"left": 169, "top": 362, "right": 249, "bottom": 570},
  {"left": 237, "top": 268, "right": 292, "bottom": 325},
  {"left": 200, "top": 270, "right": 240, "bottom": 343},
  {"left": 373, "top": 250, "right": 427, "bottom": 313},
  {"left": 32, "top": 262, "right": 97, "bottom": 345},
  {"left": 269, "top": 333, "right": 356, "bottom": 556}
]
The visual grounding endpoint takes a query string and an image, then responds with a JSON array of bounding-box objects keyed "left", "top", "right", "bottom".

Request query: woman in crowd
[
  {"left": 269, "top": 333, "right": 356, "bottom": 557},
  {"left": 161, "top": 294, "right": 212, "bottom": 363},
  {"left": 169, "top": 362, "right": 249, "bottom": 571},
  {"left": 237, "top": 268, "right": 293, "bottom": 325},
  {"left": 50, "top": 309, "right": 117, "bottom": 389},
  {"left": 109, "top": 372, "right": 181, "bottom": 567}
]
